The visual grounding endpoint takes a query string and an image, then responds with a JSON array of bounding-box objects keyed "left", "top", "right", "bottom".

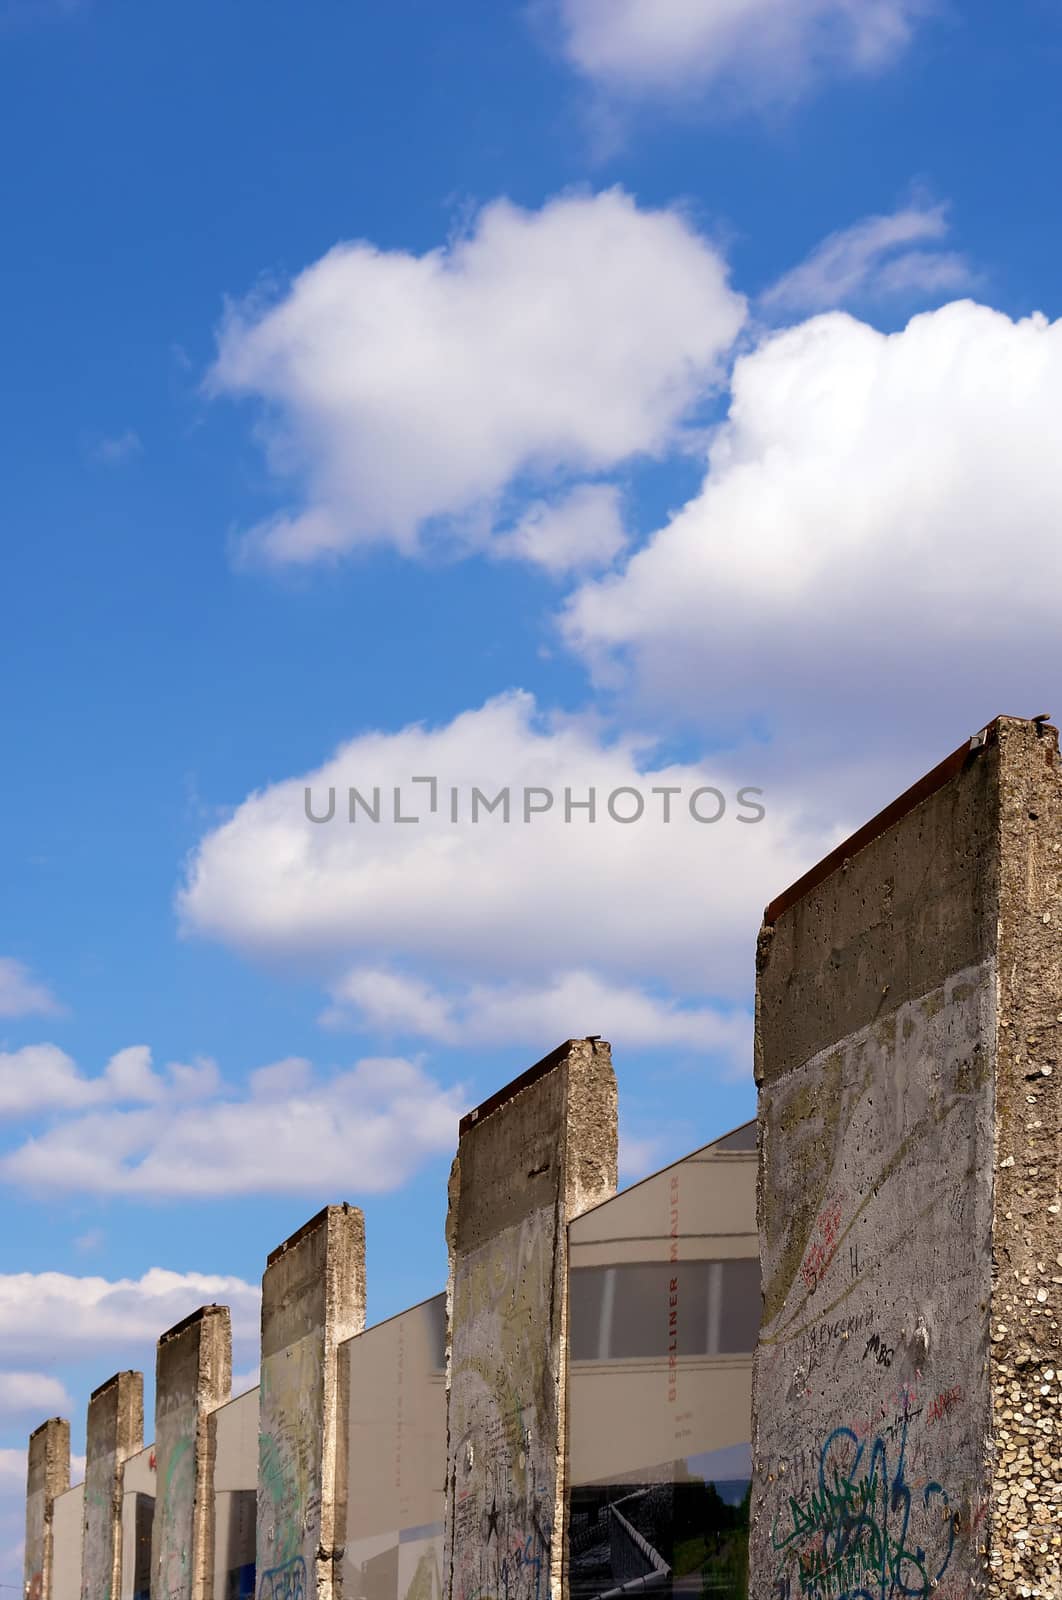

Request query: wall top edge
[
  {"left": 28, "top": 1416, "right": 67, "bottom": 1440},
  {"left": 89, "top": 1370, "right": 139, "bottom": 1402},
  {"left": 158, "top": 1301, "right": 227, "bottom": 1345},
  {"left": 266, "top": 1200, "right": 360, "bottom": 1266},
  {"left": 459, "top": 1036, "right": 605, "bottom": 1136},
  {"left": 764, "top": 714, "right": 1059, "bottom": 927}
]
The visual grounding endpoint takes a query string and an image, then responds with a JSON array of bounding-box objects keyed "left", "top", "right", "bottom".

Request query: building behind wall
[{"left": 567, "top": 1120, "right": 758, "bottom": 1600}]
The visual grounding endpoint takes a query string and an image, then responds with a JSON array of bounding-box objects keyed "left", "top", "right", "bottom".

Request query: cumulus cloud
[
  {"left": 324, "top": 967, "right": 751, "bottom": 1067},
  {"left": 563, "top": 300, "right": 1062, "bottom": 786},
  {"left": 0, "top": 958, "right": 62, "bottom": 1019},
  {"left": 210, "top": 189, "right": 744, "bottom": 567},
  {"left": 0, "top": 1268, "right": 261, "bottom": 1361},
  {"left": 0, "top": 1044, "right": 215, "bottom": 1119},
  {"left": 0, "top": 1372, "right": 72, "bottom": 1418},
  {"left": 0, "top": 1055, "right": 465, "bottom": 1197},
  {"left": 178, "top": 690, "right": 837, "bottom": 1005},
  {"left": 493, "top": 483, "right": 629, "bottom": 576},
  {"left": 552, "top": 0, "right": 929, "bottom": 100},
  {"left": 762, "top": 202, "right": 971, "bottom": 314}
]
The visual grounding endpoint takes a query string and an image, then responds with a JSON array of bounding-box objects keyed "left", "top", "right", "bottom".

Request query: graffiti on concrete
[
  {"left": 751, "top": 966, "right": 996, "bottom": 1600},
  {"left": 449, "top": 1213, "right": 556, "bottom": 1600},
  {"left": 770, "top": 1406, "right": 957, "bottom": 1600},
  {"left": 259, "top": 1554, "right": 307, "bottom": 1600},
  {"left": 258, "top": 1332, "right": 324, "bottom": 1595},
  {"left": 157, "top": 1433, "right": 193, "bottom": 1598}
]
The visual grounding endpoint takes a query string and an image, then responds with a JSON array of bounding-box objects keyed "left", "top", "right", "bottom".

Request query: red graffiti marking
[
  {"left": 927, "top": 1385, "right": 963, "bottom": 1425},
  {"left": 801, "top": 1200, "right": 843, "bottom": 1292}
]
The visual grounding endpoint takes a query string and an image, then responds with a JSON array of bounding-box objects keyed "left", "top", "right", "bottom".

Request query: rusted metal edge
[
  {"left": 459, "top": 1038, "right": 595, "bottom": 1137},
  {"left": 763, "top": 719, "right": 1001, "bottom": 926}
]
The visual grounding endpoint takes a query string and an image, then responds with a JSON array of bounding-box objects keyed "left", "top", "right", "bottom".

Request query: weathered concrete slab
[
  {"left": 25, "top": 1416, "right": 70, "bottom": 1600},
  {"left": 751, "top": 717, "right": 1062, "bottom": 1600},
  {"left": 82, "top": 1371, "right": 143, "bottom": 1600},
  {"left": 258, "top": 1203, "right": 365, "bottom": 1600},
  {"left": 443, "top": 1037, "right": 617, "bottom": 1600},
  {"left": 152, "top": 1303, "right": 231, "bottom": 1600}
]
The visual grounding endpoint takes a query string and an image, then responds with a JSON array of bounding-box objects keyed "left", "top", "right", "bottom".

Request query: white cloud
[
  {"left": 563, "top": 300, "right": 1062, "bottom": 778},
  {"left": 553, "top": 0, "right": 928, "bottom": 100},
  {"left": 0, "top": 1044, "right": 214, "bottom": 1120},
  {"left": 0, "top": 958, "right": 62, "bottom": 1019},
  {"left": 323, "top": 971, "right": 455, "bottom": 1041},
  {"left": 178, "top": 690, "right": 836, "bottom": 1003},
  {"left": 494, "top": 483, "right": 629, "bottom": 575},
  {"left": 0, "top": 1268, "right": 261, "bottom": 1361},
  {"left": 101, "top": 1045, "right": 163, "bottom": 1102},
  {"left": 210, "top": 189, "right": 744, "bottom": 566},
  {"left": 326, "top": 967, "right": 751, "bottom": 1067},
  {"left": 0, "top": 1056, "right": 465, "bottom": 1197},
  {"left": 0, "top": 1372, "right": 71, "bottom": 1418},
  {"left": 762, "top": 202, "right": 971, "bottom": 314},
  {"left": 0, "top": 1045, "right": 106, "bottom": 1117}
]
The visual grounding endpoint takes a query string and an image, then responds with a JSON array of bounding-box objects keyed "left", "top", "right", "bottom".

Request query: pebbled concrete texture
[
  {"left": 151, "top": 1303, "right": 231, "bottom": 1600},
  {"left": 990, "top": 718, "right": 1062, "bottom": 1596},
  {"left": 258, "top": 1202, "right": 365, "bottom": 1600},
  {"left": 82, "top": 1371, "right": 143, "bottom": 1600},
  {"left": 751, "top": 717, "right": 1061, "bottom": 1600},
  {"left": 25, "top": 1416, "right": 70, "bottom": 1600},
  {"left": 443, "top": 1038, "right": 617, "bottom": 1600}
]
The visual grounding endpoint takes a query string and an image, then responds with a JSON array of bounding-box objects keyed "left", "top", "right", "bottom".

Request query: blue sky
[{"left": 3, "top": 0, "right": 1062, "bottom": 1577}]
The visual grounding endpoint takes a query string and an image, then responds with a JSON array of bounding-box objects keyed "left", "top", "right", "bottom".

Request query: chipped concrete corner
[
  {"left": 989, "top": 718, "right": 1062, "bottom": 1596},
  {"left": 82, "top": 1371, "right": 143, "bottom": 1600},
  {"left": 152, "top": 1304, "right": 232, "bottom": 1600},
  {"left": 751, "top": 716, "right": 1061, "bottom": 1600},
  {"left": 257, "top": 1202, "right": 366, "bottom": 1600},
  {"left": 25, "top": 1416, "right": 70, "bottom": 1600},
  {"left": 444, "top": 1038, "right": 617, "bottom": 1600}
]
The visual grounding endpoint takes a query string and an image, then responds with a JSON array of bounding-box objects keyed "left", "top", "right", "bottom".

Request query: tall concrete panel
[
  {"left": 82, "top": 1371, "right": 143, "bottom": 1600},
  {"left": 444, "top": 1038, "right": 618, "bottom": 1600},
  {"left": 25, "top": 1416, "right": 70, "bottom": 1600},
  {"left": 258, "top": 1203, "right": 366, "bottom": 1600},
  {"left": 750, "top": 716, "right": 1061, "bottom": 1600},
  {"left": 152, "top": 1304, "right": 232, "bottom": 1600}
]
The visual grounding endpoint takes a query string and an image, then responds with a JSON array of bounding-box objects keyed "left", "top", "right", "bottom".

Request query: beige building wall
[
  {"left": 342, "top": 1294, "right": 447, "bottom": 1600},
  {"left": 51, "top": 1484, "right": 83, "bottom": 1600},
  {"left": 212, "top": 1386, "right": 259, "bottom": 1600},
  {"left": 119, "top": 1446, "right": 156, "bottom": 1600}
]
